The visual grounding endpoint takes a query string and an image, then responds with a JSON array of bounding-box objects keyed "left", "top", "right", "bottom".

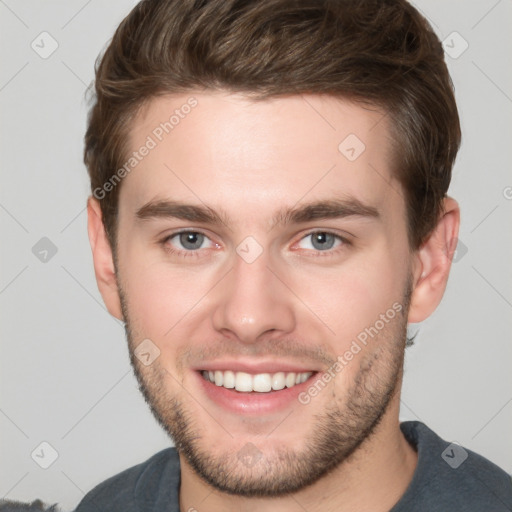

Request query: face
[{"left": 113, "top": 92, "right": 414, "bottom": 496}]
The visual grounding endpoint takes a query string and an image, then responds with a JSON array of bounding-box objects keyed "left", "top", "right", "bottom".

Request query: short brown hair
[{"left": 85, "top": 0, "right": 460, "bottom": 250}]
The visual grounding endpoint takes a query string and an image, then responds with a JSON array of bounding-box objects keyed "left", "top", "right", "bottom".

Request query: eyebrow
[{"left": 135, "top": 197, "right": 380, "bottom": 228}]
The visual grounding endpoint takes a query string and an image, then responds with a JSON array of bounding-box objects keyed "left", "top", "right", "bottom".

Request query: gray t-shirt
[{"left": 75, "top": 421, "right": 512, "bottom": 511}]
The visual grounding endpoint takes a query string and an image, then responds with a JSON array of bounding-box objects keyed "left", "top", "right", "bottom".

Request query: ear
[
  {"left": 408, "top": 197, "right": 460, "bottom": 323},
  {"left": 87, "top": 197, "right": 123, "bottom": 321}
]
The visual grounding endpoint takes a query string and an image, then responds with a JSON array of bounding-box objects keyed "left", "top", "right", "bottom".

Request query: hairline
[{"left": 107, "top": 88, "right": 413, "bottom": 243}]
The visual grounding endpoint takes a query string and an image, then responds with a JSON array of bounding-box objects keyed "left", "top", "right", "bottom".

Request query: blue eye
[
  {"left": 163, "top": 231, "right": 215, "bottom": 256},
  {"left": 161, "top": 230, "right": 348, "bottom": 260},
  {"left": 175, "top": 232, "right": 207, "bottom": 250},
  {"left": 297, "top": 232, "right": 344, "bottom": 252}
]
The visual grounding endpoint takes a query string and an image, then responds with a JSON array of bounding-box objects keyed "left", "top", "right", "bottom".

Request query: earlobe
[
  {"left": 87, "top": 197, "right": 124, "bottom": 321},
  {"left": 408, "top": 197, "right": 460, "bottom": 323}
]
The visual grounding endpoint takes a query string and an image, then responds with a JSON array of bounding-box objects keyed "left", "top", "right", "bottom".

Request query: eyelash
[
  {"left": 160, "top": 230, "right": 351, "bottom": 259},
  {"left": 160, "top": 231, "right": 212, "bottom": 259}
]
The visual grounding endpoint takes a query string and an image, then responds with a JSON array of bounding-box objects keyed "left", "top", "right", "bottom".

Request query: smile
[{"left": 201, "top": 370, "right": 314, "bottom": 392}]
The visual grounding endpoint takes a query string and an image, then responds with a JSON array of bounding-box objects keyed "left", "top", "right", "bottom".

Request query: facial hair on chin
[{"left": 119, "top": 279, "right": 412, "bottom": 497}]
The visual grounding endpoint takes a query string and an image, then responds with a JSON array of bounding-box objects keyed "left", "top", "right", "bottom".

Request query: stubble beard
[{"left": 120, "top": 283, "right": 411, "bottom": 497}]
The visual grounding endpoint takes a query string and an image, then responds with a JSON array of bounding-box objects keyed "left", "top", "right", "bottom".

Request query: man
[{"left": 76, "top": 0, "right": 512, "bottom": 510}]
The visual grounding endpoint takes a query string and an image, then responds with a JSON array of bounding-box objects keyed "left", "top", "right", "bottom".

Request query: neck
[{"left": 178, "top": 395, "right": 417, "bottom": 512}]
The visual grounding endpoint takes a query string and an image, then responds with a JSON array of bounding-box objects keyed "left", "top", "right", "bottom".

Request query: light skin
[{"left": 88, "top": 91, "right": 460, "bottom": 511}]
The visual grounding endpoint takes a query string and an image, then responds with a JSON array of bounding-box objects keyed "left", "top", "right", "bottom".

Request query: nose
[{"left": 211, "top": 247, "right": 296, "bottom": 344}]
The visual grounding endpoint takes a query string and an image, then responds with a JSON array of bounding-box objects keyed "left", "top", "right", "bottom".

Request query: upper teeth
[{"left": 202, "top": 370, "right": 313, "bottom": 393}]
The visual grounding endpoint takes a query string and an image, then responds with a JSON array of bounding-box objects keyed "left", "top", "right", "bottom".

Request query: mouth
[
  {"left": 195, "top": 367, "right": 320, "bottom": 414},
  {"left": 200, "top": 369, "right": 315, "bottom": 393}
]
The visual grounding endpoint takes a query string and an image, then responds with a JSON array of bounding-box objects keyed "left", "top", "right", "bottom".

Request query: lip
[
  {"left": 193, "top": 369, "right": 319, "bottom": 415},
  {"left": 191, "top": 359, "right": 321, "bottom": 375}
]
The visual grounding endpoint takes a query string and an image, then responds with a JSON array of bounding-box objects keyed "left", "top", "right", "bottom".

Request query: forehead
[{"left": 121, "top": 91, "right": 402, "bottom": 222}]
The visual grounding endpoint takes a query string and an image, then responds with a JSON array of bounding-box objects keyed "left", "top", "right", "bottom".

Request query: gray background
[{"left": 0, "top": 0, "right": 511, "bottom": 509}]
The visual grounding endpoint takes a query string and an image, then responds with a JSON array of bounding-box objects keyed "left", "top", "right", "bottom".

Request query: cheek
[
  {"left": 297, "top": 258, "right": 407, "bottom": 391},
  {"left": 117, "top": 224, "right": 409, "bottom": 361},
  {"left": 290, "top": 247, "right": 407, "bottom": 349},
  {"left": 119, "top": 246, "right": 214, "bottom": 343}
]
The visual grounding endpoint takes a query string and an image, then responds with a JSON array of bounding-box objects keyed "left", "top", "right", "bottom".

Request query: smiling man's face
[{"left": 99, "top": 91, "right": 417, "bottom": 495}]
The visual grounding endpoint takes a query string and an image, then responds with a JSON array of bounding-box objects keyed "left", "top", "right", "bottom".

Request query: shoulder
[
  {"left": 395, "top": 421, "right": 512, "bottom": 511},
  {"left": 74, "top": 448, "right": 180, "bottom": 512}
]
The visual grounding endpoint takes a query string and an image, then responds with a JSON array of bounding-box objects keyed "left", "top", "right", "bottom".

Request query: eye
[
  {"left": 296, "top": 231, "right": 345, "bottom": 252},
  {"left": 163, "top": 231, "right": 216, "bottom": 253}
]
